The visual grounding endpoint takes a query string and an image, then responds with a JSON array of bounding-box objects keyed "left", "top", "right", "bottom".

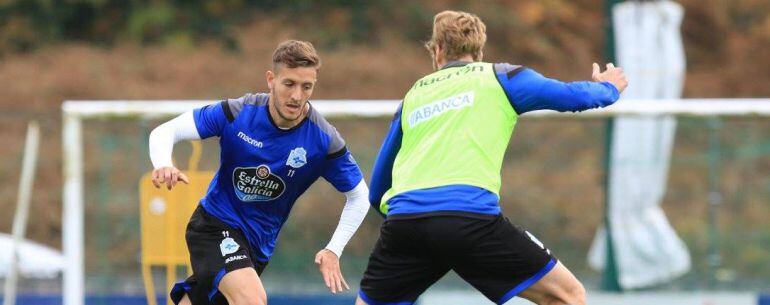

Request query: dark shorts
[
  {"left": 359, "top": 213, "right": 556, "bottom": 305},
  {"left": 170, "top": 205, "right": 267, "bottom": 305}
]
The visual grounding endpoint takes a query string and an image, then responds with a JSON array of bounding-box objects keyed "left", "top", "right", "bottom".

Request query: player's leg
[
  {"left": 518, "top": 261, "right": 585, "bottom": 305},
  {"left": 218, "top": 267, "right": 267, "bottom": 305},
  {"left": 354, "top": 296, "right": 368, "bottom": 305},
  {"left": 357, "top": 218, "right": 449, "bottom": 305},
  {"left": 170, "top": 279, "right": 194, "bottom": 305},
  {"left": 179, "top": 205, "right": 265, "bottom": 305},
  {"left": 451, "top": 215, "right": 565, "bottom": 305},
  {"left": 178, "top": 294, "right": 192, "bottom": 305}
]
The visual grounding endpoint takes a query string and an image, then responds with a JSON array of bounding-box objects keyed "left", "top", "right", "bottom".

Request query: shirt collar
[{"left": 440, "top": 60, "right": 473, "bottom": 70}]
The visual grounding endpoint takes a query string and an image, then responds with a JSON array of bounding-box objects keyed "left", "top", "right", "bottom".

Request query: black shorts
[
  {"left": 359, "top": 214, "right": 556, "bottom": 305},
  {"left": 170, "top": 205, "right": 267, "bottom": 305}
]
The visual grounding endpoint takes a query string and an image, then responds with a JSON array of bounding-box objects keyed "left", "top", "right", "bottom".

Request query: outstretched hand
[
  {"left": 151, "top": 166, "right": 190, "bottom": 190},
  {"left": 315, "top": 249, "right": 349, "bottom": 294},
  {"left": 592, "top": 62, "right": 628, "bottom": 93}
]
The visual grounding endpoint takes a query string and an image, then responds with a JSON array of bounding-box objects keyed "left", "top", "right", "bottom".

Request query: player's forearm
[
  {"left": 540, "top": 80, "right": 620, "bottom": 112},
  {"left": 148, "top": 111, "right": 201, "bottom": 168},
  {"left": 500, "top": 68, "right": 620, "bottom": 114},
  {"left": 325, "top": 181, "right": 370, "bottom": 257}
]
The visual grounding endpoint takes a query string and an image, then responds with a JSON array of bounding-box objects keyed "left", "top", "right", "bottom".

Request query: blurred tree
[{"left": 0, "top": 0, "right": 407, "bottom": 53}]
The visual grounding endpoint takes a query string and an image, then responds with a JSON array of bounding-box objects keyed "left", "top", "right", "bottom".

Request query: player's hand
[
  {"left": 151, "top": 166, "right": 190, "bottom": 190},
  {"left": 314, "top": 249, "right": 349, "bottom": 294},
  {"left": 592, "top": 62, "right": 628, "bottom": 93}
]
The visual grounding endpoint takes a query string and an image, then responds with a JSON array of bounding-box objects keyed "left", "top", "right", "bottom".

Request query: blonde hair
[
  {"left": 272, "top": 40, "right": 321, "bottom": 70},
  {"left": 425, "top": 10, "right": 487, "bottom": 62}
]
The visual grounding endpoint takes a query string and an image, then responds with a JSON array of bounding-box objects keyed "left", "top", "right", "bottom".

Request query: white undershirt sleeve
[
  {"left": 324, "top": 180, "right": 370, "bottom": 258},
  {"left": 148, "top": 111, "right": 202, "bottom": 169}
]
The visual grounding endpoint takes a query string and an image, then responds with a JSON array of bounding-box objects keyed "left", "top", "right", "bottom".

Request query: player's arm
[
  {"left": 495, "top": 63, "right": 627, "bottom": 114},
  {"left": 368, "top": 103, "right": 403, "bottom": 217},
  {"left": 315, "top": 179, "right": 369, "bottom": 294},
  {"left": 148, "top": 111, "right": 199, "bottom": 189},
  {"left": 316, "top": 130, "right": 370, "bottom": 294},
  {"left": 323, "top": 180, "right": 370, "bottom": 258},
  {"left": 148, "top": 100, "right": 233, "bottom": 189}
]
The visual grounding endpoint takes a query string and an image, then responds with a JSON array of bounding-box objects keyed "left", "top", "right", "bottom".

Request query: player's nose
[{"left": 290, "top": 90, "right": 302, "bottom": 102}]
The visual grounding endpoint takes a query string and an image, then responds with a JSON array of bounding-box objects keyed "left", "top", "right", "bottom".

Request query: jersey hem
[
  {"left": 386, "top": 210, "right": 501, "bottom": 220},
  {"left": 383, "top": 181, "right": 500, "bottom": 203}
]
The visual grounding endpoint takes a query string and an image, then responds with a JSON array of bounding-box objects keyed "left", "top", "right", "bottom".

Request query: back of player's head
[
  {"left": 425, "top": 10, "right": 487, "bottom": 62},
  {"left": 272, "top": 40, "right": 321, "bottom": 71}
]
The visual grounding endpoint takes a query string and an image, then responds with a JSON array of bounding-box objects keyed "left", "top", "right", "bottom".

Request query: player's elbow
[
  {"left": 368, "top": 189, "right": 382, "bottom": 207},
  {"left": 368, "top": 200, "right": 385, "bottom": 218},
  {"left": 148, "top": 123, "right": 167, "bottom": 144},
  {"left": 148, "top": 128, "right": 161, "bottom": 152},
  {"left": 150, "top": 120, "right": 184, "bottom": 147}
]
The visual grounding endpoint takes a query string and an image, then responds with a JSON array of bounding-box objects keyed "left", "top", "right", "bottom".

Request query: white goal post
[{"left": 61, "top": 98, "right": 770, "bottom": 305}]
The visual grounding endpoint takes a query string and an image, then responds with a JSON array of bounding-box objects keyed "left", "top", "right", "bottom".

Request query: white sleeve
[
  {"left": 324, "top": 180, "right": 370, "bottom": 258},
  {"left": 148, "top": 111, "right": 202, "bottom": 169}
]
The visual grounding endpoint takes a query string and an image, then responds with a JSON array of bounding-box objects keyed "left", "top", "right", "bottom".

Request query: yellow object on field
[{"left": 139, "top": 141, "right": 213, "bottom": 305}]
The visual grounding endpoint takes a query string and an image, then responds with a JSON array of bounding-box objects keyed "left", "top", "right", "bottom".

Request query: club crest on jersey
[
  {"left": 233, "top": 165, "right": 286, "bottom": 202},
  {"left": 220, "top": 237, "right": 239, "bottom": 256},
  {"left": 286, "top": 147, "right": 307, "bottom": 169}
]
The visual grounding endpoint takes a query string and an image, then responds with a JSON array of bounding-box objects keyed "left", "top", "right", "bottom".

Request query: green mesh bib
[{"left": 380, "top": 62, "right": 518, "bottom": 214}]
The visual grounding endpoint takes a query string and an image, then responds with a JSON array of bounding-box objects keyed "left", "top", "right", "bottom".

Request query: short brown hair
[
  {"left": 272, "top": 40, "right": 321, "bottom": 70},
  {"left": 425, "top": 10, "right": 487, "bottom": 61}
]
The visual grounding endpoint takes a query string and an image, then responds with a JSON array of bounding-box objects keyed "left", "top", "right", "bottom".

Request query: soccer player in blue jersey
[
  {"left": 148, "top": 40, "right": 370, "bottom": 305},
  {"left": 358, "top": 11, "right": 628, "bottom": 305}
]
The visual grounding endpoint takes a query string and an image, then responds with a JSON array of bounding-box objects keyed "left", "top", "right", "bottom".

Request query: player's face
[{"left": 266, "top": 65, "right": 317, "bottom": 125}]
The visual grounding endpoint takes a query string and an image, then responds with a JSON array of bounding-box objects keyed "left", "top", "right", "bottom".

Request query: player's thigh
[
  {"left": 184, "top": 205, "right": 261, "bottom": 305},
  {"left": 452, "top": 215, "right": 556, "bottom": 304},
  {"left": 359, "top": 219, "right": 449, "bottom": 304},
  {"left": 518, "top": 261, "right": 586, "bottom": 305},
  {"left": 219, "top": 267, "right": 267, "bottom": 305},
  {"left": 354, "top": 296, "right": 368, "bottom": 305},
  {"left": 178, "top": 294, "right": 192, "bottom": 305}
]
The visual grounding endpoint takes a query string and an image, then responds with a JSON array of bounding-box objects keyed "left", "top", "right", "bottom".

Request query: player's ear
[
  {"left": 266, "top": 70, "right": 274, "bottom": 90},
  {"left": 432, "top": 45, "right": 442, "bottom": 70}
]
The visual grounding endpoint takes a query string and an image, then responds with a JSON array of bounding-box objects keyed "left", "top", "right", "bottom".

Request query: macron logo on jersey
[
  {"left": 408, "top": 91, "right": 474, "bottom": 128},
  {"left": 238, "top": 131, "right": 263, "bottom": 148}
]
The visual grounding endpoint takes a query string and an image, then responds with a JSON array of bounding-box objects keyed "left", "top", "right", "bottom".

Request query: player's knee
[
  {"left": 563, "top": 282, "right": 586, "bottom": 305},
  {"left": 229, "top": 290, "right": 267, "bottom": 305},
  {"left": 231, "top": 297, "right": 267, "bottom": 305},
  {"left": 178, "top": 294, "right": 192, "bottom": 305},
  {"left": 543, "top": 281, "right": 585, "bottom": 305}
]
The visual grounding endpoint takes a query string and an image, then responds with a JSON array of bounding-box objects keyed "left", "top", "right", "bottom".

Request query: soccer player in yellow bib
[{"left": 358, "top": 11, "right": 627, "bottom": 305}]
